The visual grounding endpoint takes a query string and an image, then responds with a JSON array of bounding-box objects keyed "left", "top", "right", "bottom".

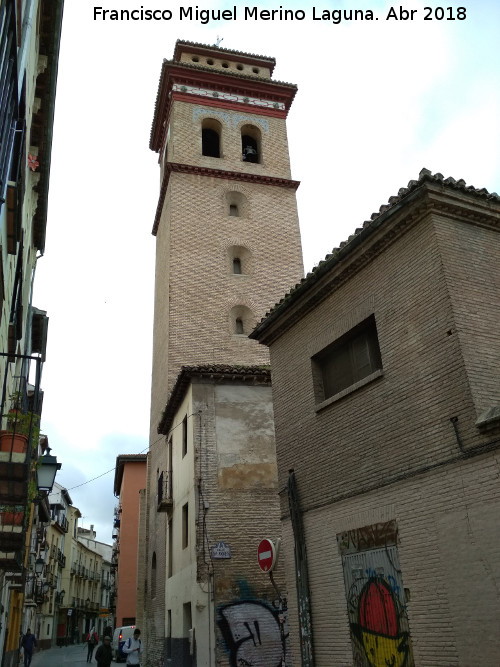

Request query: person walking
[
  {"left": 86, "top": 627, "right": 98, "bottom": 663},
  {"left": 95, "top": 635, "right": 113, "bottom": 667},
  {"left": 122, "top": 628, "right": 143, "bottom": 665},
  {"left": 21, "top": 628, "right": 37, "bottom": 667}
]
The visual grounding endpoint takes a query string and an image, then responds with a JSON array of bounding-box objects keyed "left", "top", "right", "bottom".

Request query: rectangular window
[
  {"left": 166, "top": 610, "right": 172, "bottom": 658},
  {"left": 182, "top": 503, "right": 188, "bottom": 549},
  {"left": 313, "top": 315, "right": 382, "bottom": 401},
  {"left": 167, "top": 519, "right": 173, "bottom": 578}
]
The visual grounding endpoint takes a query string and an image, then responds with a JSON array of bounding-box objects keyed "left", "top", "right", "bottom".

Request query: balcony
[
  {"left": 157, "top": 470, "right": 173, "bottom": 512},
  {"left": 57, "top": 549, "right": 66, "bottom": 567},
  {"left": 52, "top": 512, "right": 69, "bottom": 533},
  {"left": 0, "top": 458, "right": 28, "bottom": 504},
  {"left": 0, "top": 506, "right": 26, "bottom": 567}
]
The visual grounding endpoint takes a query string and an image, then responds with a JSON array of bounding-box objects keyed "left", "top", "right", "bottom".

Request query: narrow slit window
[
  {"left": 229, "top": 204, "right": 239, "bottom": 216},
  {"left": 182, "top": 415, "right": 188, "bottom": 458},
  {"left": 235, "top": 318, "right": 244, "bottom": 334},
  {"left": 182, "top": 503, "right": 189, "bottom": 549},
  {"left": 233, "top": 258, "right": 242, "bottom": 274}
]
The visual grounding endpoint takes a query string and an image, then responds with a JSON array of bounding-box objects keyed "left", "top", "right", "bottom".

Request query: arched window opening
[
  {"left": 230, "top": 305, "right": 253, "bottom": 335},
  {"left": 242, "top": 135, "right": 258, "bottom": 162},
  {"left": 241, "top": 125, "right": 261, "bottom": 163},
  {"left": 202, "top": 129, "right": 220, "bottom": 157},
  {"left": 227, "top": 245, "right": 251, "bottom": 276},
  {"left": 202, "top": 119, "right": 222, "bottom": 158},
  {"left": 226, "top": 191, "right": 247, "bottom": 217}
]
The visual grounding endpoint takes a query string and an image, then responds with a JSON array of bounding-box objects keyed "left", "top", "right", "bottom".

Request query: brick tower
[{"left": 141, "top": 40, "right": 303, "bottom": 665}]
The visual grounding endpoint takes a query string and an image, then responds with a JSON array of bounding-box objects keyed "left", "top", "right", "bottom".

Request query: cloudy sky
[{"left": 32, "top": 0, "right": 500, "bottom": 541}]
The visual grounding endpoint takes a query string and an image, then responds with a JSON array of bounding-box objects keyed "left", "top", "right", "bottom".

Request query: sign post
[{"left": 257, "top": 538, "right": 277, "bottom": 573}]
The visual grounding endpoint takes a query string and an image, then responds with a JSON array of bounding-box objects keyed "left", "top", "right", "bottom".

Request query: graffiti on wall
[
  {"left": 218, "top": 598, "right": 289, "bottom": 667},
  {"left": 349, "top": 576, "right": 410, "bottom": 667},
  {"left": 341, "top": 544, "right": 414, "bottom": 667}
]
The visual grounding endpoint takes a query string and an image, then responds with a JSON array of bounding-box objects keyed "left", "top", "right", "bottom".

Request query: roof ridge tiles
[
  {"left": 162, "top": 57, "right": 296, "bottom": 88},
  {"left": 251, "top": 169, "right": 500, "bottom": 337},
  {"left": 174, "top": 38, "right": 277, "bottom": 64}
]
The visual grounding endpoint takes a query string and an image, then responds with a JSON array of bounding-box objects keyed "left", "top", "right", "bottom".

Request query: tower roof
[
  {"left": 173, "top": 40, "right": 277, "bottom": 74},
  {"left": 150, "top": 40, "right": 297, "bottom": 152}
]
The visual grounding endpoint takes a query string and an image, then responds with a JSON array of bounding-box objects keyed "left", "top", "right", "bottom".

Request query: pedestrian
[
  {"left": 122, "top": 628, "right": 143, "bottom": 665},
  {"left": 95, "top": 635, "right": 113, "bottom": 667},
  {"left": 86, "top": 627, "right": 98, "bottom": 663},
  {"left": 21, "top": 628, "right": 37, "bottom": 667},
  {"left": 103, "top": 625, "right": 113, "bottom": 639}
]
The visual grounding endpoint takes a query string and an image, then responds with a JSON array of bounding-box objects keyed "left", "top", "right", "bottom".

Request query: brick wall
[
  {"left": 145, "top": 65, "right": 303, "bottom": 666},
  {"left": 192, "top": 379, "right": 289, "bottom": 667},
  {"left": 265, "top": 198, "right": 500, "bottom": 665}
]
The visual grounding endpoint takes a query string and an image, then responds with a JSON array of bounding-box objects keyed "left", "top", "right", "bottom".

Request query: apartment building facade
[
  {"left": 113, "top": 454, "right": 147, "bottom": 627},
  {"left": 0, "top": 1, "right": 63, "bottom": 663}
]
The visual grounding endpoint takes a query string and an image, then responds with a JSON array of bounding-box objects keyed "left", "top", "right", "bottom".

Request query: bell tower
[
  {"left": 143, "top": 40, "right": 304, "bottom": 662},
  {"left": 149, "top": 40, "right": 303, "bottom": 406}
]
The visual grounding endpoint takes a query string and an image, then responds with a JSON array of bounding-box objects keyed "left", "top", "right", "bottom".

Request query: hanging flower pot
[
  {"left": 0, "top": 430, "right": 29, "bottom": 454},
  {"left": 0, "top": 506, "right": 25, "bottom": 525}
]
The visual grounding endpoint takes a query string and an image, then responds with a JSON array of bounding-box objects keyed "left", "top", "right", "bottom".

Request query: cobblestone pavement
[{"left": 30, "top": 642, "right": 104, "bottom": 667}]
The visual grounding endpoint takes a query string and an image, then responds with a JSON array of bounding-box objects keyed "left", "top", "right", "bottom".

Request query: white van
[{"left": 111, "top": 626, "right": 136, "bottom": 662}]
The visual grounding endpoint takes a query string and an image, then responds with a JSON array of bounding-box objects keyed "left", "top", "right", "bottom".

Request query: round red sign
[{"left": 257, "top": 538, "right": 276, "bottom": 572}]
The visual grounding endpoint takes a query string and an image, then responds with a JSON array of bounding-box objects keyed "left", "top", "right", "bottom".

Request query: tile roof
[
  {"left": 160, "top": 57, "right": 296, "bottom": 88},
  {"left": 157, "top": 364, "right": 271, "bottom": 435},
  {"left": 251, "top": 168, "right": 500, "bottom": 339}
]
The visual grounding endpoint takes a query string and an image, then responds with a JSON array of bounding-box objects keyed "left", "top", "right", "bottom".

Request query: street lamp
[
  {"left": 34, "top": 557, "right": 44, "bottom": 576},
  {"left": 36, "top": 447, "right": 61, "bottom": 493}
]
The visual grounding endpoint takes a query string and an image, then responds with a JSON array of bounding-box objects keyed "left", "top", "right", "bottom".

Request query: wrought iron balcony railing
[{"left": 157, "top": 470, "right": 173, "bottom": 512}]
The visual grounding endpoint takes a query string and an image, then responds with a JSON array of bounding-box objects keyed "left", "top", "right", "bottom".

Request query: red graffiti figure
[{"left": 352, "top": 578, "right": 410, "bottom": 667}]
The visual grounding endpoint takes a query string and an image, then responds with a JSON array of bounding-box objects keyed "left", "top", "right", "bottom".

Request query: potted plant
[
  {"left": 0, "top": 392, "right": 40, "bottom": 456},
  {"left": 0, "top": 504, "right": 25, "bottom": 525}
]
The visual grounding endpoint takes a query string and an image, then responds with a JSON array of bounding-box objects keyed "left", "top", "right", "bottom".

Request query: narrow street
[{"left": 31, "top": 642, "right": 103, "bottom": 667}]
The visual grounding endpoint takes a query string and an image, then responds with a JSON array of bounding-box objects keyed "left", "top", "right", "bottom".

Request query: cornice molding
[
  {"left": 252, "top": 181, "right": 500, "bottom": 346},
  {"left": 151, "top": 61, "right": 297, "bottom": 151},
  {"left": 152, "top": 162, "right": 300, "bottom": 236}
]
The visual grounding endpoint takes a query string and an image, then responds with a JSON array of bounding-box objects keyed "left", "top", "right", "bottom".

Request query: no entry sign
[{"left": 257, "top": 538, "right": 277, "bottom": 572}]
